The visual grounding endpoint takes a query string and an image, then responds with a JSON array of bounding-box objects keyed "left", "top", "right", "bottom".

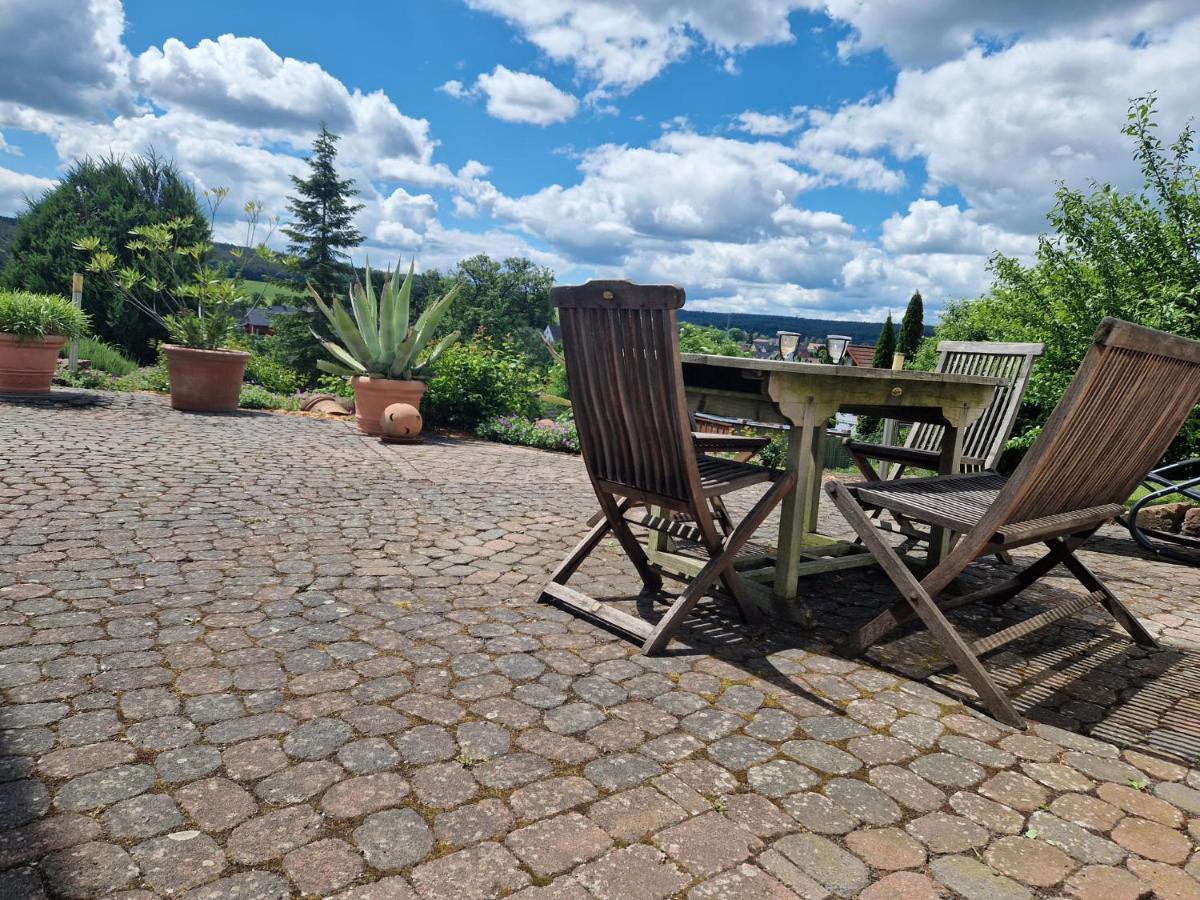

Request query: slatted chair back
[
  {"left": 553, "top": 281, "right": 702, "bottom": 511},
  {"left": 905, "top": 341, "right": 1044, "bottom": 471},
  {"left": 974, "top": 319, "right": 1200, "bottom": 542}
]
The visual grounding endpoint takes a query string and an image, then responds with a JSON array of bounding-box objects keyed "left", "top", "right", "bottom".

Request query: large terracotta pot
[
  {"left": 0, "top": 333, "right": 66, "bottom": 394},
  {"left": 163, "top": 344, "right": 249, "bottom": 413},
  {"left": 351, "top": 376, "right": 426, "bottom": 435}
]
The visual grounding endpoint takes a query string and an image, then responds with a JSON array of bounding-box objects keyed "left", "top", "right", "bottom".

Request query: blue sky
[{"left": 2, "top": 1, "right": 1198, "bottom": 321}]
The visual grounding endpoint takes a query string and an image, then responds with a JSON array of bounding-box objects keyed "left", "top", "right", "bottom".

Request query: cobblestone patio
[{"left": 2, "top": 390, "right": 1199, "bottom": 899}]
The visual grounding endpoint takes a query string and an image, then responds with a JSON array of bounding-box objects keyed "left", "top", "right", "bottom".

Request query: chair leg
[
  {"left": 709, "top": 496, "right": 736, "bottom": 536},
  {"left": 595, "top": 492, "right": 663, "bottom": 594},
  {"left": 827, "top": 482, "right": 1024, "bottom": 728},
  {"left": 545, "top": 499, "right": 627, "bottom": 590},
  {"left": 642, "top": 474, "right": 794, "bottom": 655},
  {"left": 1051, "top": 538, "right": 1159, "bottom": 648}
]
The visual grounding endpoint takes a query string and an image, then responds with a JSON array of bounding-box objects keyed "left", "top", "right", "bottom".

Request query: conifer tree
[
  {"left": 283, "top": 124, "right": 364, "bottom": 302},
  {"left": 872, "top": 313, "right": 896, "bottom": 368},
  {"left": 898, "top": 290, "right": 924, "bottom": 359}
]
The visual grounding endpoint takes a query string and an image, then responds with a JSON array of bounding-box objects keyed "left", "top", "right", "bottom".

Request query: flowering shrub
[
  {"left": 422, "top": 338, "right": 542, "bottom": 428},
  {"left": 476, "top": 415, "right": 580, "bottom": 453}
]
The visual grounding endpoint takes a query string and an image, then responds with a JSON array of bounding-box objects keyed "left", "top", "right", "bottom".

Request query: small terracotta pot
[
  {"left": 351, "top": 376, "right": 426, "bottom": 435},
  {"left": 163, "top": 344, "right": 249, "bottom": 413},
  {"left": 0, "top": 333, "right": 66, "bottom": 394}
]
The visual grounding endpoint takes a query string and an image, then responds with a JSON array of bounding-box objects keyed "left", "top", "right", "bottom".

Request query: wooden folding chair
[
  {"left": 691, "top": 413, "right": 771, "bottom": 462},
  {"left": 844, "top": 341, "right": 1044, "bottom": 557},
  {"left": 827, "top": 319, "right": 1200, "bottom": 727},
  {"left": 539, "top": 281, "right": 795, "bottom": 655}
]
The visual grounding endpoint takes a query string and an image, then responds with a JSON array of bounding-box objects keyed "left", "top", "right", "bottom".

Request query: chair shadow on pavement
[{"left": 579, "top": 560, "right": 1200, "bottom": 770}]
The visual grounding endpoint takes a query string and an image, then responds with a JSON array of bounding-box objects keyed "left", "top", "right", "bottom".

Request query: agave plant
[{"left": 311, "top": 262, "right": 461, "bottom": 380}]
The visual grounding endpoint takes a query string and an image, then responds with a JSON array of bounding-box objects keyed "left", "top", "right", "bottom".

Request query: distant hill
[
  {"left": 0, "top": 215, "right": 929, "bottom": 341},
  {"left": 679, "top": 310, "right": 932, "bottom": 345}
]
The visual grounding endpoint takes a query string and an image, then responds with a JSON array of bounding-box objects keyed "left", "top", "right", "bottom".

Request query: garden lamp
[
  {"left": 777, "top": 331, "right": 801, "bottom": 361},
  {"left": 825, "top": 334, "right": 851, "bottom": 365}
]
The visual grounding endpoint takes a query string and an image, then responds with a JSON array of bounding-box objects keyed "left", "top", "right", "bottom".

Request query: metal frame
[{"left": 1124, "top": 458, "right": 1200, "bottom": 563}]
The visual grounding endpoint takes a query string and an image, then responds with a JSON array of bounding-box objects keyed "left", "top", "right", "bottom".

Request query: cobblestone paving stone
[{"left": 2, "top": 390, "right": 1200, "bottom": 897}]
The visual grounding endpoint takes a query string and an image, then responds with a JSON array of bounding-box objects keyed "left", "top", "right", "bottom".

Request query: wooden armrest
[
  {"left": 843, "top": 439, "right": 939, "bottom": 468},
  {"left": 692, "top": 433, "right": 771, "bottom": 452}
]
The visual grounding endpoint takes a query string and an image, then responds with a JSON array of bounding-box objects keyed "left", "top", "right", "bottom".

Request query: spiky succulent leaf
[
  {"left": 310, "top": 329, "right": 368, "bottom": 373},
  {"left": 326, "top": 296, "right": 374, "bottom": 367},
  {"left": 407, "top": 283, "right": 461, "bottom": 360},
  {"left": 308, "top": 284, "right": 340, "bottom": 331},
  {"left": 390, "top": 327, "right": 418, "bottom": 379},
  {"left": 411, "top": 329, "right": 460, "bottom": 379},
  {"left": 349, "top": 265, "right": 381, "bottom": 362},
  {"left": 380, "top": 261, "right": 413, "bottom": 368},
  {"left": 315, "top": 360, "right": 360, "bottom": 377}
]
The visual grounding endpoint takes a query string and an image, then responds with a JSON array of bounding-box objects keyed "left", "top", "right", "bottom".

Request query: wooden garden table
[{"left": 652, "top": 356, "right": 1004, "bottom": 621}]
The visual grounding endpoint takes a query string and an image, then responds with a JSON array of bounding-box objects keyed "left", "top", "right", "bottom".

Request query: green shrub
[
  {"left": 476, "top": 415, "right": 580, "bottom": 453},
  {"left": 110, "top": 347, "right": 170, "bottom": 393},
  {"left": 422, "top": 339, "right": 542, "bottom": 428},
  {"left": 757, "top": 433, "right": 788, "bottom": 470},
  {"left": 239, "top": 384, "right": 301, "bottom": 410},
  {"left": 314, "top": 373, "right": 354, "bottom": 398},
  {"left": 244, "top": 353, "right": 303, "bottom": 395},
  {"left": 0, "top": 290, "right": 90, "bottom": 340},
  {"left": 256, "top": 310, "right": 327, "bottom": 386},
  {"left": 77, "top": 337, "right": 137, "bottom": 376},
  {"left": 54, "top": 368, "right": 111, "bottom": 390}
]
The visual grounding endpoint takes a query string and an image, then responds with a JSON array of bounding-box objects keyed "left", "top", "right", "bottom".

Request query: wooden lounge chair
[
  {"left": 844, "top": 340, "right": 1044, "bottom": 555},
  {"left": 539, "top": 281, "right": 795, "bottom": 654},
  {"left": 845, "top": 340, "right": 1044, "bottom": 476},
  {"left": 827, "top": 319, "right": 1200, "bottom": 727}
]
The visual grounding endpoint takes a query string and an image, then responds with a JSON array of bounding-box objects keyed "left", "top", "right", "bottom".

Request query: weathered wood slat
[
  {"left": 851, "top": 340, "right": 1044, "bottom": 479},
  {"left": 541, "top": 582, "right": 653, "bottom": 640},
  {"left": 628, "top": 512, "right": 706, "bottom": 544},
  {"left": 993, "top": 504, "right": 1123, "bottom": 547},
  {"left": 971, "top": 591, "right": 1103, "bottom": 656}
]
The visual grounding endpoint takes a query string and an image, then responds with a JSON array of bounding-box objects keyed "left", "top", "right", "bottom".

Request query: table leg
[
  {"left": 774, "top": 402, "right": 825, "bottom": 600},
  {"left": 928, "top": 423, "right": 964, "bottom": 565}
]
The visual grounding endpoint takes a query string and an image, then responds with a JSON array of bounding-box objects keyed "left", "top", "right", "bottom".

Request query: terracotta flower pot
[
  {"left": 163, "top": 344, "right": 249, "bottom": 413},
  {"left": 0, "top": 333, "right": 66, "bottom": 394},
  {"left": 351, "top": 376, "right": 427, "bottom": 435}
]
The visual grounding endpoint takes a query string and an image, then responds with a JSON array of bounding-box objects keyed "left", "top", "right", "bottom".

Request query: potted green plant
[
  {"left": 0, "top": 290, "right": 90, "bottom": 394},
  {"left": 76, "top": 193, "right": 276, "bottom": 413},
  {"left": 311, "top": 262, "right": 461, "bottom": 435}
]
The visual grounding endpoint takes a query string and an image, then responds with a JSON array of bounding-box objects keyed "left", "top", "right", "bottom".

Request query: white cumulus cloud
[
  {"left": 471, "top": 66, "right": 579, "bottom": 125},
  {"left": 0, "top": 165, "right": 56, "bottom": 216},
  {"left": 464, "top": 0, "right": 805, "bottom": 93},
  {"left": 820, "top": 0, "right": 1200, "bottom": 66}
]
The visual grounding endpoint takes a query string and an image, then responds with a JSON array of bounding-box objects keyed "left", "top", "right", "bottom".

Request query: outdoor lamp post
[
  {"left": 825, "top": 334, "right": 851, "bottom": 365},
  {"left": 777, "top": 331, "right": 801, "bottom": 361}
]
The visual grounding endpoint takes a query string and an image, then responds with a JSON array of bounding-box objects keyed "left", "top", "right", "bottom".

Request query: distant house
[
  {"left": 844, "top": 345, "right": 875, "bottom": 367},
  {"left": 543, "top": 324, "right": 562, "bottom": 345},
  {"left": 242, "top": 305, "right": 297, "bottom": 336},
  {"left": 750, "top": 337, "right": 775, "bottom": 358}
]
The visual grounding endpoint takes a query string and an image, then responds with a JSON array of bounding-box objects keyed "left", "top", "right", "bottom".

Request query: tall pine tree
[
  {"left": 898, "top": 290, "right": 924, "bottom": 359},
  {"left": 283, "top": 124, "right": 364, "bottom": 302},
  {"left": 872, "top": 313, "right": 896, "bottom": 368}
]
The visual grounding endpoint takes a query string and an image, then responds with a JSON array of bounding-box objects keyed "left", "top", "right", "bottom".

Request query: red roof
[{"left": 845, "top": 345, "right": 875, "bottom": 367}]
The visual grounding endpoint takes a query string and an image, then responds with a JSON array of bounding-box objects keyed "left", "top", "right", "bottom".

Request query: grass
[
  {"left": 243, "top": 280, "right": 305, "bottom": 304},
  {"left": 73, "top": 338, "right": 138, "bottom": 376},
  {"left": 1127, "top": 484, "right": 1192, "bottom": 507}
]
